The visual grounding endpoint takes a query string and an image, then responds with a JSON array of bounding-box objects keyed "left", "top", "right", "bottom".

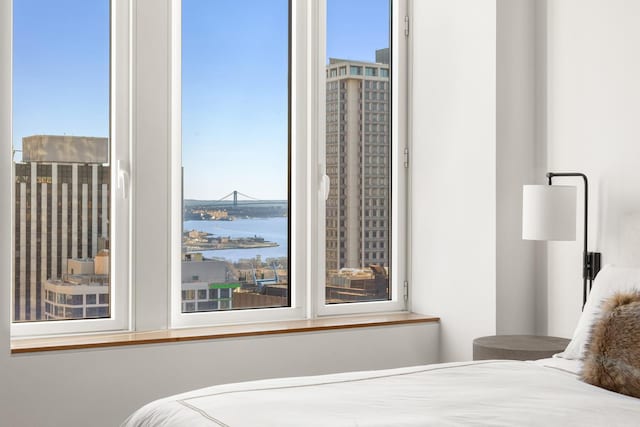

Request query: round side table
[{"left": 473, "top": 335, "right": 571, "bottom": 361}]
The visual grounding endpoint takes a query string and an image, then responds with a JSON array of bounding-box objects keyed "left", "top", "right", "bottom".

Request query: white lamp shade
[{"left": 522, "top": 185, "right": 577, "bottom": 241}]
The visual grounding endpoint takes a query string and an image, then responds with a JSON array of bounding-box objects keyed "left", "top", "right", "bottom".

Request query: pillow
[
  {"left": 580, "top": 291, "right": 640, "bottom": 398},
  {"left": 557, "top": 265, "right": 640, "bottom": 360}
]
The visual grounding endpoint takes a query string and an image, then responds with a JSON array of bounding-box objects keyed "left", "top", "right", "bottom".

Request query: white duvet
[{"left": 123, "top": 359, "right": 640, "bottom": 426}]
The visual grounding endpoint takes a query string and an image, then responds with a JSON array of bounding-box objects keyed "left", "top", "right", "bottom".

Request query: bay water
[{"left": 183, "top": 217, "right": 288, "bottom": 262}]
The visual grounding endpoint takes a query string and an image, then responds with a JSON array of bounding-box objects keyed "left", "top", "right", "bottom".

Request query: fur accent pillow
[{"left": 580, "top": 291, "right": 640, "bottom": 398}]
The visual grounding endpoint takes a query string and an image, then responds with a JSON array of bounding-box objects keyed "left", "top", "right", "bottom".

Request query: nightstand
[{"left": 473, "top": 335, "right": 571, "bottom": 361}]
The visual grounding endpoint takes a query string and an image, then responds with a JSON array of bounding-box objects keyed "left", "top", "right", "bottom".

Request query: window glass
[
  {"left": 181, "top": 0, "right": 290, "bottom": 312},
  {"left": 12, "top": 0, "right": 111, "bottom": 322},
  {"left": 325, "top": 0, "right": 391, "bottom": 304}
]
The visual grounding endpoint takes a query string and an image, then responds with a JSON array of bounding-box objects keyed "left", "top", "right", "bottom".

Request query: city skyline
[
  {"left": 10, "top": 0, "right": 392, "bottom": 322},
  {"left": 12, "top": 0, "right": 390, "bottom": 201}
]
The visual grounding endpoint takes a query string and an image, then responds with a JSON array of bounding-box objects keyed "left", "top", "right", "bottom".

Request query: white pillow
[{"left": 557, "top": 264, "right": 640, "bottom": 360}]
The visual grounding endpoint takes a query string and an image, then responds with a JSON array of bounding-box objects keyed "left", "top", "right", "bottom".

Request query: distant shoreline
[
  {"left": 183, "top": 228, "right": 279, "bottom": 253},
  {"left": 184, "top": 201, "right": 288, "bottom": 221},
  {"left": 183, "top": 217, "right": 288, "bottom": 262},
  {"left": 184, "top": 242, "right": 279, "bottom": 252}
]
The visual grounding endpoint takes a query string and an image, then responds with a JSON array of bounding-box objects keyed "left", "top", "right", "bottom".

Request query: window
[
  {"left": 3, "top": 0, "right": 408, "bottom": 338},
  {"left": 174, "top": 0, "right": 291, "bottom": 327},
  {"left": 350, "top": 65, "right": 363, "bottom": 76},
  {"left": 321, "top": 0, "right": 406, "bottom": 315},
  {"left": 9, "top": 0, "right": 130, "bottom": 337}
]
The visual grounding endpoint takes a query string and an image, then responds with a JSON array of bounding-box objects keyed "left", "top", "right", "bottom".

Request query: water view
[{"left": 183, "top": 217, "right": 288, "bottom": 262}]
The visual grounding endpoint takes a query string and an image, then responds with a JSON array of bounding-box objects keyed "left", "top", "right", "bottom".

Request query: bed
[{"left": 123, "top": 265, "right": 640, "bottom": 426}]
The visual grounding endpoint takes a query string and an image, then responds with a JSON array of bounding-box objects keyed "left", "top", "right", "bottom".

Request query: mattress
[{"left": 122, "top": 359, "right": 640, "bottom": 426}]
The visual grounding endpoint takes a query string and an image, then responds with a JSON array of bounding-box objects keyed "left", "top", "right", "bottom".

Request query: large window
[
  {"left": 324, "top": 0, "right": 392, "bottom": 306},
  {"left": 179, "top": 0, "right": 290, "bottom": 315},
  {"left": 4, "top": 0, "right": 407, "bottom": 338},
  {"left": 10, "top": 0, "right": 130, "bottom": 337},
  {"left": 12, "top": 0, "right": 110, "bottom": 322}
]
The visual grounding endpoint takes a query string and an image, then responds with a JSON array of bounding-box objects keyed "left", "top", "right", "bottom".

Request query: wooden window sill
[{"left": 11, "top": 312, "right": 439, "bottom": 354}]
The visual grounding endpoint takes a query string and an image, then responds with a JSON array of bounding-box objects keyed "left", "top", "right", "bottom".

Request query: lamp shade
[{"left": 522, "top": 185, "right": 577, "bottom": 241}]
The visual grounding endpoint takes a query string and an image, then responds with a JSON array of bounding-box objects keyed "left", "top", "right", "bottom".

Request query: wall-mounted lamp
[{"left": 522, "top": 172, "right": 601, "bottom": 308}]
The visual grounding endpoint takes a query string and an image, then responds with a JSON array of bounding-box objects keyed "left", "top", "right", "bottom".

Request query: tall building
[
  {"left": 325, "top": 50, "right": 390, "bottom": 275},
  {"left": 13, "top": 135, "right": 110, "bottom": 321}
]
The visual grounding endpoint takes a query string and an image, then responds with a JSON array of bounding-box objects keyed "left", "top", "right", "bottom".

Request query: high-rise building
[
  {"left": 325, "top": 52, "right": 390, "bottom": 275},
  {"left": 13, "top": 135, "right": 110, "bottom": 321}
]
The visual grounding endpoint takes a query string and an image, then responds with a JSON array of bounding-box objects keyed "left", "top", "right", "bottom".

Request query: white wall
[
  {"left": 496, "top": 0, "right": 538, "bottom": 335},
  {"left": 542, "top": 0, "right": 640, "bottom": 337},
  {"left": 410, "top": 0, "right": 640, "bottom": 357},
  {"left": 410, "top": 0, "right": 497, "bottom": 361},
  {"left": 0, "top": 0, "right": 12, "bottom": 418}
]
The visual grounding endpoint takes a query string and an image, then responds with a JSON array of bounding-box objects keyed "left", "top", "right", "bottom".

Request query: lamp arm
[{"left": 546, "top": 172, "right": 597, "bottom": 308}]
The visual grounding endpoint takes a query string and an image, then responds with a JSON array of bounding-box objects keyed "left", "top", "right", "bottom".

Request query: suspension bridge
[
  {"left": 218, "top": 190, "right": 259, "bottom": 207},
  {"left": 183, "top": 190, "right": 286, "bottom": 220}
]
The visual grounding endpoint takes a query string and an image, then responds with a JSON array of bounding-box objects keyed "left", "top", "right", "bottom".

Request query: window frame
[
  {"left": 170, "top": 0, "right": 408, "bottom": 327},
  {"left": 8, "top": 0, "right": 131, "bottom": 337},
  {"left": 169, "top": 0, "right": 308, "bottom": 328},
  {"left": 3, "top": 0, "right": 409, "bottom": 339},
  {"left": 316, "top": 0, "right": 408, "bottom": 316}
]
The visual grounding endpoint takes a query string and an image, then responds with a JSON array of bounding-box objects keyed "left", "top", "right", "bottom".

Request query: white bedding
[{"left": 122, "top": 360, "right": 640, "bottom": 426}]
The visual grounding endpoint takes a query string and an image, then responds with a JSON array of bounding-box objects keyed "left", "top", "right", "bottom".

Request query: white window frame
[
  {"left": 3, "top": 0, "right": 409, "bottom": 338},
  {"left": 170, "top": 0, "right": 408, "bottom": 327},
  {"left": 170, "top": 0, "right": 308, "bottom": 328},
  {"left": 315, "top": 0, "right": 408, "bottom": 316},
  {"left": 8, "top": 0, "right": 131, "bottom": 337}
]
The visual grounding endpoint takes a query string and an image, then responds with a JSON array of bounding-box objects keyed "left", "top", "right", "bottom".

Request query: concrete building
[
  {"left": 182, "top": 257, "right": 289, "bottom": 311},
  {"left": 181, "top": 259, "right": 240, "bottom": 312},
  {"left": 43, "top": 253, "right": 110, "bottom": 320},
  {"left": 325, "top": 52, "right": 390, "bottom": 277},
  {"left": 13, "top": 135, "right": 110, "bottom": 321},
  {"left": 325, "top": 264, "right": 389, "bottom": 303}
]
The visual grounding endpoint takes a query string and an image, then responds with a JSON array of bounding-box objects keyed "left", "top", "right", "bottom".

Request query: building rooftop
[{"left": 21, "top": 135, "right": 108, "bottom": 164}]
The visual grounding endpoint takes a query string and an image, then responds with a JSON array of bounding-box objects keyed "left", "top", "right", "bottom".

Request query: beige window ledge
[{"left": 11, "top": 312, "right": 439, "bottom": 354}]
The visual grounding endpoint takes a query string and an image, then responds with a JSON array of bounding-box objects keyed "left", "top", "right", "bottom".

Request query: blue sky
[
  {"left": 13, "top": 0, "right": 389, "bottom": 200},
  {"left": 12, "top": 0, "right": 110, "bottom": 152}
]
